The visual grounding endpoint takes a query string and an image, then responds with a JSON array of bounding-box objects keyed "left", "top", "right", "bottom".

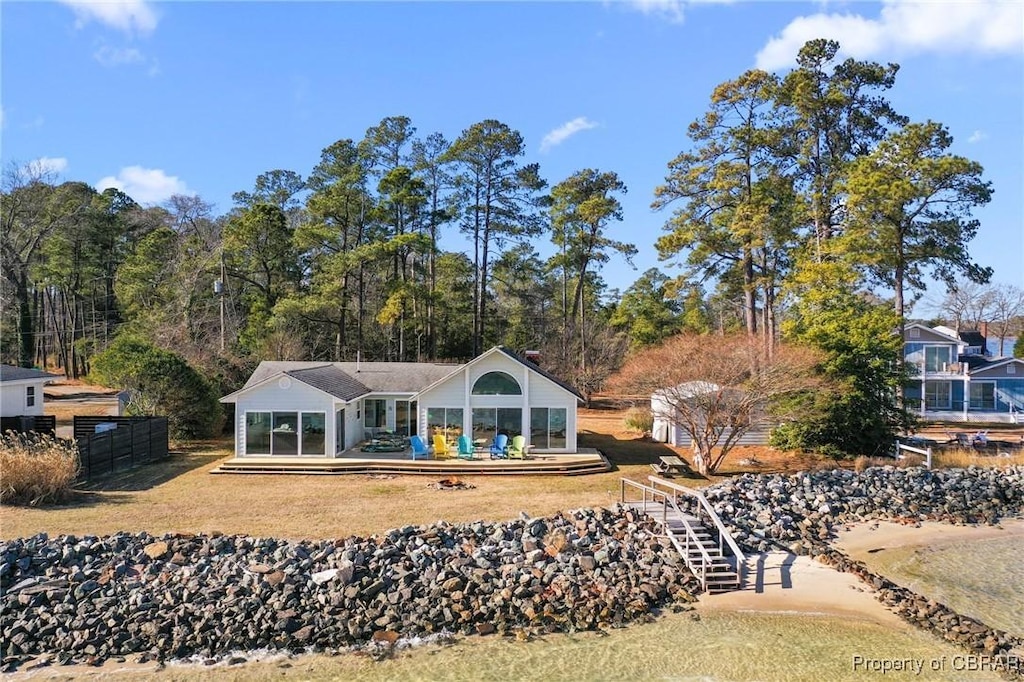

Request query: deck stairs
[
  {"left": 621, "top": 476, "right": 744, "bottom": 593},
  {"left": 995, "top": 388, "right": 1023, "bottom": 423}
]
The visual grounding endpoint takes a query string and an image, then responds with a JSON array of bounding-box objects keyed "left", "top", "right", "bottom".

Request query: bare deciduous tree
[
  {"left": 609, "top": 334, "right": 824, "bottom": 475},
  {"left": 988, "top": 284, "right": 1024, "bottom": 355}
]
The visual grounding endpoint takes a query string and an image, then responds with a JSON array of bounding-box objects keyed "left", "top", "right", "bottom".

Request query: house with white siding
[
  {"left": 219, "top": 347, "right": 584, "bottom": 458},
  {"left": 0, "top": 365, "right": 58, "bottom": 418}
]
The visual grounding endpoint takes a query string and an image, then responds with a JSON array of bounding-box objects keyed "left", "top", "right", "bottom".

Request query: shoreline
[
  {"left": 698, "top": 551, "right": 909, "bottom": 629},
  {"left": 836, "top": 517, "right": 1024, "bottom": 562},
  {"left": 4, "top": 466, "right": 1023, "bottom": 680}
]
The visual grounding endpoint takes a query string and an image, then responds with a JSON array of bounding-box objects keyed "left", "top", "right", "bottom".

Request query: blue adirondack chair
[
  {"left": 489, "top": 433, "right": 509, "bottom": 459},
  {"left": 409, "top": 435, "right": 430, "bottom": 460},
  {"left": 457, "top": 435, "right": 476, "bottom": 460}
]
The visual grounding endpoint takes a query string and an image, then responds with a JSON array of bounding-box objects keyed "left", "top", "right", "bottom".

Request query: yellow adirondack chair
[{"left": 432, "top": 434, "right": 452, "bottom": 459}]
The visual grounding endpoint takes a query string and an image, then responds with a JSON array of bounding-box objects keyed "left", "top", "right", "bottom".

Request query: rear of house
[{"left": 220, "top": 347, "right": 583, "bottom": 459}]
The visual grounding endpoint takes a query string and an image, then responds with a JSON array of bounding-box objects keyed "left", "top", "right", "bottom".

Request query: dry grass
[
  {"left": 4, "top": 400, "right": 1016, "bottom": 542},
  {"left": 931, "top": 448, "right": 1024, "bottom": 468},
  {"left": 0, "top": 433, "right": 81, "bottom": 506}
]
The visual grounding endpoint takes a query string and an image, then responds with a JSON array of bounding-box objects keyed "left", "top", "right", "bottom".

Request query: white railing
[
  {"left": 620, "top": 478, "right": 717, "bottom": 591},
  {"left": 647, "top": 476, "right": 746, "bottom": 586},
  {"left": 894, "top": 439, "right": 932, "bottom": 468}
]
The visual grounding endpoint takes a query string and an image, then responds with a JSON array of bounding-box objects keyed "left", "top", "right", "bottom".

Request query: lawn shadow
[
  {"left": 77, "top": 448, "right": 227, "bottom": 493},
  {"left": 579, "top": 430, "right": 708, "bottom": 482}
]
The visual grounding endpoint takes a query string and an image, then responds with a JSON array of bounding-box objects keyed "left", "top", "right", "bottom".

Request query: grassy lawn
[
  {"left": 7, "top": 403, "right": 1015, "bottom": 542},
  {"left": 0, "top": 406, "right": 693, "bottom": 540}
]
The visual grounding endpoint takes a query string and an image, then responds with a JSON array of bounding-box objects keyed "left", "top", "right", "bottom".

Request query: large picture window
[
  {"left": 427, "top": 407, "right": 463, "bottom": 441},
  {"left": 472, "top": 408, "right": 521, "bottom": 442},
  {"left": 924, "top": 381, "right": 951, "bottom": 410},
  {"left": 924, "top": 346, "right": 951, "bottom": 372},
  {"left": 969, "top": 382, "right": 995, "bottom": 410},
  {"left": 246, "top": 411, "right": 326, "bottom": 455},
  {"left": 530, "top": 407, "right": 567, "bottom": 449},
  {"left": 472, "top": 372, "right": 522, "bottom": 395}
]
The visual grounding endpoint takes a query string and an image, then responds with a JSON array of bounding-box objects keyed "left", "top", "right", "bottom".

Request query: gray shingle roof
[
  {"left": 333, "top": 362, "right": 462, "bottom": 393},
  {"left": 240, "top": 360, "right": 463, "bottom": 396},
  {"left": 0, "top": 365, "right": 59, "bottom": 383},
  {"left": 285, "top": 365, "right": 370, "bottom": 401}
]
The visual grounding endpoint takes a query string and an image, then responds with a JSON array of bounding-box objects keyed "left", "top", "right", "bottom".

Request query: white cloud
[
  {"left": 967, "top": 130, "right": 988, "bottom": 144},
  {"left": 59, "top": 0, "right": 158, "bottom": 36},
  {"left": 96, "top": 166, "right": 189, "bottom": 205},
  {"left": 540, "top": 117, "right": 600, "bottom": 153},
  {"left": 25, "top": 157, "right": 69, "bottom": 177},
  {"left": 625, "top": 0, "right": 686, "bottom": 23},
  {"left": 93, "top": 45, "right": 144, "bottom": 67},
  {"left": 756, "top": 0, "right": 1024, "bottom": 71}
]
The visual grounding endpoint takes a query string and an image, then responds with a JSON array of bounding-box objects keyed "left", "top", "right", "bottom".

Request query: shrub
[
  {"left": 0, "top": 433, "right": 80, "bottom": 506},
  {"left": 90, "top": 336, "right": 223, "bottom": 440},
  {"left": 623, "top": 406, "right": 654, "bottom": 435}
]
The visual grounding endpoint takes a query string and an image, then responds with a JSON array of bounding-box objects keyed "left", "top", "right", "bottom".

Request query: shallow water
[
  {"left": 151, "top": 610, "right": 1004, "bottom": 682},
  {"left": 859, "top": 534, "right": 1024, "bottom": 637}
]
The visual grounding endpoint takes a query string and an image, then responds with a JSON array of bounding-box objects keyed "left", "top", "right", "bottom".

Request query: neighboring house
[
  {"left": 903, "top": 323, "right": 1024, "bottom": 423},
  {"left": 0, "top": 365, "right": 59, "bottom": 418},
  {"left": 219, "top": 346, "right": 584, "bottom": 458}
]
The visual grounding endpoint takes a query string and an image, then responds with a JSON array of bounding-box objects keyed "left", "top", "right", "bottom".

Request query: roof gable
[
  {"left": 494, "top": 347, "right": 585, "bottom": 402},
  {"left": 413, "top": 346, "right": 584, "bottom": 403},
  {"left": 970, "top": 358, "right": 1024, "bottom": 377},
  {"left": 904, "top": 324, "right": 960, "bottom": 344},
  {"left": 0, "top": 365, "right": 59, "bottom": 383}
]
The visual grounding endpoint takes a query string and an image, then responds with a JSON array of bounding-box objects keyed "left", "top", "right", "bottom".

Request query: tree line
[{"left": 3, "top": 39, "right": 1021, "bottom": 452}]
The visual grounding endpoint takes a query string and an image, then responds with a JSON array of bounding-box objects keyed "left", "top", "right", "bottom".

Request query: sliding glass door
[
  {"left": 471, "top": 408, "right": 521, "bottom": 442},
  {"left": 530, "top": 407, "right": 567, "bottom": 449}
]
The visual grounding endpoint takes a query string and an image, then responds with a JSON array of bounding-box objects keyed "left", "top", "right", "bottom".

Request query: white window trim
[
  {"left": 26, "top": 385, "right": 36, "bottom": 408},
  {"left": 244, "top": 410, "right": 326, "bottom": 456}
]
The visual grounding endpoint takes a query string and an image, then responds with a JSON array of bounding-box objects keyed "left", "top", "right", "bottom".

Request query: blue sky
[{"left": 3, "top": 1, "right": 1022, "bottom": 313}]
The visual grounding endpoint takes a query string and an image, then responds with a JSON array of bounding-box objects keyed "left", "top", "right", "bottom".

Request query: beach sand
[
  {"left": 836, "top": 517, "right": 1024, "bottom": 561},
  {"left": 698, "top": 552, "right": 909, "bottom": 628},
  {"left": 698, "top": 518, "right": 1024, "bottom": 629}
]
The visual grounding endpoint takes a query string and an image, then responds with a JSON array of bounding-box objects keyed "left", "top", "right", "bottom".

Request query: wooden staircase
[{"left": 621, "top": 476, "right": 744, "bottom": 593}]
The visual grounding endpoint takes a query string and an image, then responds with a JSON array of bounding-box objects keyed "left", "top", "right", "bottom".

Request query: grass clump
[
  {"left": 623, "top": 406, "right": 653, "bottom": 435},
  {"left": 0, "top": 432, "right": 80, "bottom": 506}
]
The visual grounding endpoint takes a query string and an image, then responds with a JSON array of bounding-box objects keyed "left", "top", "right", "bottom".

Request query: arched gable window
[{"left": 472, "top": 371, "right": 522, "bottom": 395}]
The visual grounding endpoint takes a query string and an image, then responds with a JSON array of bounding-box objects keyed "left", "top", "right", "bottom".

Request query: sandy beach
[
  {"left": 697, "top": 518, "right": 1024, "bottom": 631},
  {"left": 698, "top": 551, "right": 908, "bottom": 627},
  {"left": 836, "top": 517, "right": 1024, "bottom": 560}
]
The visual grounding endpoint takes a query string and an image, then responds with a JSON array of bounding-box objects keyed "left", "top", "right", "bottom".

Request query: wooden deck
[{"left": 211, "top": 448, "right": 610, "bottom": 476}]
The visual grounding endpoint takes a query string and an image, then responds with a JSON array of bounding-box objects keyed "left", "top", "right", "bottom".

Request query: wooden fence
[
  {"left": 0, "top": 415, "right": 57, "bottom": 437},
  {"left": 73, "top": 416, "right": 169, "bottom": 481}
]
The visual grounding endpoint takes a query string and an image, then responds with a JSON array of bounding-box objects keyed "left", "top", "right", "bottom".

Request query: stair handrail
[
  {"left": 621, "top": 478, "right": 715, "bottom": 591},
  {"left": 648, "top": 476, "right": 746, "bottom": 586},
  {"left": 995, "top": 386, "right": 1024, "bottom": 411}
]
